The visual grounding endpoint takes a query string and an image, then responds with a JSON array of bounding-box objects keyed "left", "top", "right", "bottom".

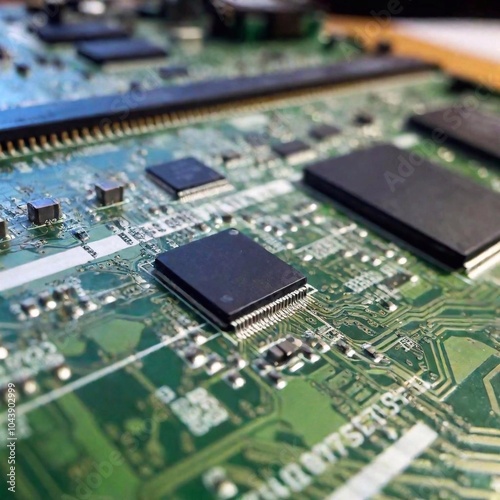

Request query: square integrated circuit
[
  {"left": 304, "top": 144, "right": 500, "bottom": 272},
  {"left": 146, "top": 157, "right": 231, "bottom": 201},
  {"left": 154, "top": 229, "right": 307, "bottom": 332}
]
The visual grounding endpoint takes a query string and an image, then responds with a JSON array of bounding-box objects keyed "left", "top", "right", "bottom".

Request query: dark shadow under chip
[
  {"left": 146, "top": 157, "right": 230, "bottom": 200},
  {"left": 37, "top": 22, "right": 129, "bottom": 44},
  {"left": 77, "top": 38, "right": 167, "bottom": 64},
  {"left": 303, "top": 144, "right": 500, "bottom": 271},
  {"left": 154, "top": 229, "right": 307, "bottom": 331}
]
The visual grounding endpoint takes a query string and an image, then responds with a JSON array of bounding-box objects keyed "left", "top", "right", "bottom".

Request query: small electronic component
[
  {"left": 221, "top": 150, "right": 241, "bottom": 164},
  {"left": 37, "top": 22, "right": 129, "bottom": 43},
  {"left": 72, "top": 229, "right": 89, "bottom": 242},
  {"left": 353, "top": 111, "right": 374, "bottom": 126},
  {"left": 15, "top": 63, "right": 30, "bottom": 77},
  {"left": 154, "top": 229, "right": 307, "bottom": 333},
  {"left": 146, "top": 157, "right": 230, "bottom": 201},
  {"left": 409, "top": 106, "right": 500, "bottom": 161},
  {"left": 381, "top": 273, "right": 412, "bottom": 289},
  {"left": 77, "top": 38, "right": 167, "bottom": 65},
  {"left": 362, "top": 343, "right": 384, "bottom": 363},
  {"left": 182, "top": 344, "right": 207, "bottom": 369},
  {"left": 309, "top": 123, "right": 341, "bottom": 141},
  {"left": 20, "top": 298, "right": 40, "bottom": 318},
  {"left": 303, "top": 144, "right": 500, "bottom": 271},
  {"left": 267, "top": 370, "right": 287, "bottom": 389},
  {"left": 336, "top": 339, "right": 355, "bottom": 358},
  {"left": 95, "top": 180, "right": 125, "bottom": 206},
  {"left": 225, "top": 371, "right": 246, "bottom": 389},
  {"left": 265, "top": 338, "right": 301, "bottom": 366},
  {"left": 27, "top": 198, "right": 61, "bottom": 225},
  {"left": 272, "top": 139, "right": 314, "bottom": 164},
  {"left": 158, "top": 65, "right": 189, "bottom": 80},
  {"left": 0, "top": 219, "right": 7, "bottom": 240}
]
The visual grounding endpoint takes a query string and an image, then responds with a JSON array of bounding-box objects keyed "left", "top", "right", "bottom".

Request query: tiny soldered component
[{"left": 27, "top": 198, "right": 61, "bottom": 225}]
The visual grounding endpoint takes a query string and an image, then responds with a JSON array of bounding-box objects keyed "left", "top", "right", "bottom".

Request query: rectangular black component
[
  {"left": 409, "top": 106, "right": 500, "bottom": 161},
  {"left": 309, "top": 123, "right": 341, "bottom": 141},
  {"left": 154, "top": 229, "right": 307, "bottom": 330},
  {"left": 0, "top": 219, "right": 7, "bottom": 240},
  {"left": 158, "top": 65, "right": 189, "bottom": 80},
  {"left": 95, "top": 180, "right": 125, "bottom": 206},
  {"left": 27, "top": 198, "right": 61, "bottom": 225},
  {"left": 0, "top": 56, "right": 431, "bottom": 148},
  {"left": 272, "top": 140, "right": 310, "bottom": 158},
  {"left": 146, "top": 157, "right": 229, "bottom": 200},
  {"left": 303, "top": 144, "right": 500, "bottom": 270},
  {"left": 77, "top": 38, "right": 167, "bottom": 64},
  {"left": 37, "top": 22, "right": 129, "bottom": 44}
]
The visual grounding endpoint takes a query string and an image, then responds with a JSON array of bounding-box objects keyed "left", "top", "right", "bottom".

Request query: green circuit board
[{"left": 1, "top": 5, "right": 500, "bottom": 500}]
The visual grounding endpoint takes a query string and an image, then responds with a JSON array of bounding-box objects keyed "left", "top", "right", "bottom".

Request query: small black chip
[
  {"left": 309, "top": 123, "right": 341, "bottom": 141},
  {"left": 409, "top": 106, "right": 500, "bottom": 162},
  {"left": 266, "top": 339, "right": 301, "bottom": 366},
  {"left": 303, "top": 144, "right": 500, "bottom": 271},
  {"left": 154, "top": 229, "right": 307, "bottom": 331},
  {"left": 0, "top": 219, "right": 7, "bottom": 240},
  {"left": 27, "top": 198, "right": 61, "bottom": 225},
  {"left": 146, "top": 157, "right": 230, "bottom": 201},
  {"left": 272, "top": 140, "right": 314, "bottom": 164},
  {"left": 77, "top": 38, "right": 167, "bottom": 65},
  {"left": 37, "top": 22, "right": 129, "bottom": 44},
  {"left": 353, "top": 112, "right": 374, "bottom": 126},
  {"left": 158, "top": 65, "right": 189, "bottom": 80},
  {"left": 272, "top": 140, "right": 309, "bottom": 158},
  {"left": 95, "top": 180, "right": 125, "bottom": 206}
]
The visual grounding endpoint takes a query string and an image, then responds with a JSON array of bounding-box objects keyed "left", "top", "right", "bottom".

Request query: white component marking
[{"left": 327, "top": 422, "right": 438, "bottom": 500}]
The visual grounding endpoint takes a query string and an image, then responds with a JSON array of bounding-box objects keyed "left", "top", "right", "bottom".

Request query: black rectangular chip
[
  {"left": 272, "top": 139, "right": 314, "bottom": 164},
  {"left": 146, "top": 157, "right": 230, "bottom": 201},
  {"left": 158, "top": 65, "right": 189, "bottom": 80},
  {"left": 309, "top": 123, "right": 341, "bottom": 141},
  {"left": 0, "top": 56, "right": 431, "bottom": 152},
  {"left": 154, "top": 229, "right": 307, "bottom": 332},
  {"left": 37, "top": 22, "right": 129, "bottom": 44},
  {"left": 409, "top": 106, "right": 500, "bottom": 161},
  {"left": 303, "top": 144, "right": 500, "bottom": 271},
  {"left": 77, "top": 38, "right": 167, "bottom": 64},
  {"left": 272, "top": 140, "right": 310, "bottom": 158}
]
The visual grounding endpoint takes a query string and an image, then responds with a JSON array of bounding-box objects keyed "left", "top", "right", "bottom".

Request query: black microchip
[
  {"left": 37, "top": 22, "right": 129, "bottom": 44},
  {"left": 158, "top": 65, "right": 189, "bottom": 80},
  {"left": 77, "top": 38, "right": 167, "bottom": 64},
  {"left": 27, "top": 198, "right": 61, "bottom": 225},
  {"left": 309, "top": 123, "right": 341, "bottom": 141},
  {"left": 95, "top": 180, "right": 125, "bottom": 206},
  {"left": 409, "top": 106, "right": 500, "bottom": 162},
  {"left": 146, "top": 157, "right": 229, "bottom": 200},
  {"left": 272, "top": 140, "right": 310, "bottom": 159},
  {"left": 304, "top": 144, "right": 500, "bottom": 270},
  {"left": 154, "top": 229, "right": 307, "bottom": 331}
]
